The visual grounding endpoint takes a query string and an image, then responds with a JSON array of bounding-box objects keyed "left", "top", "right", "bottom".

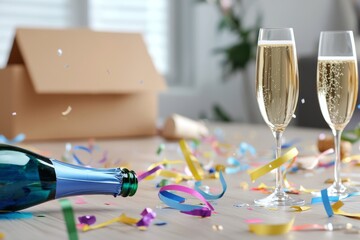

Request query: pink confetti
[
  {"left": 244, "top": 218, "right": 263, "bottom": 224},
  {"left": 74, "top": 196, "right": 87, "bottom": 204}
]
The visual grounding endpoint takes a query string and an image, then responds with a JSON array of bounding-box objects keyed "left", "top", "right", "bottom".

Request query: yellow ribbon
[
  {"left": 142, "top": 159, "right": 185, "bottom": 181},
  {"left": 248, "top": 218, "right": 295, "bottom": 235},
  {"left": 332, "top": 201, "right": 360, "bottom": 218},
  {"left": 343, "top": 155, "right": 360, "bottom": 164},
  {"left": 82, "top": 214, "right": 140, "bottom": 232},
  {"left": 179, "top": 139, "right": 205, "bottom": 180},
  {"left": 247, "top": 148, "right": 298, "bottom": 182}
]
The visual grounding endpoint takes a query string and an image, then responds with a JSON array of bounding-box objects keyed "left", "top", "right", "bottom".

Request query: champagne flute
[
  {"left": 317, "top": 31, "right": 359, "bottom": 197},
  {"left": 255, "top": 28, "right": 304, "bottom": 206}
]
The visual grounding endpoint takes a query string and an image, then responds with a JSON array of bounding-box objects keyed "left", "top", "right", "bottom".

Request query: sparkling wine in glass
[
  {"left": 317, "top": 31, "right": 359, "bottom": 197},
  {"left": 255, "top": 28, "right": 304, "bottom": 206}
]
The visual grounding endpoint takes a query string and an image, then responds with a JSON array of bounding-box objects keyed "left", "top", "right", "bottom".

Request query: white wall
[{"left": 159, "top": 0, "right": 357, "bottom": 122}]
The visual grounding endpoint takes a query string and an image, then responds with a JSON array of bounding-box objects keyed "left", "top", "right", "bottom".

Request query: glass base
[
  {"left": 327, "top": 183, "right": 357, "bottom": 197},
  {"left": 254, "top": 190, "right": 305, "bottom": 207}
]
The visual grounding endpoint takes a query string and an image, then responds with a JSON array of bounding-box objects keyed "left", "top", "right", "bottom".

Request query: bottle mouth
[{"left": 120, "top": 168, "right": 138, "bottom": 197}]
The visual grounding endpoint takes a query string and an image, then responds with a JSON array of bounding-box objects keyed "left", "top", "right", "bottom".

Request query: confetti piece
[
  {"left": 156, "top": 143, "right": 165, "bottom": 155},
  {"left": 247, "top": 148, "right": 298, "bottom": 182},
  {"left": 138, "top": 165, "right": 164, "bottom": 181},
  {"left": 239, "top": 181, "right": 249, "bottom": 190},
  {"left": 0, "top": 212, "right": 33, "bottom": 220},
  {"left": 291, "top": 206, "right": 311, "bottom": 212},
  {"left": 332, "top": 201, "right": 360, "bottom": 218},
  {"left": 321, "top": 189, "right": 334, "bottom": 217},
  {"left": 245, "top": 218, "right": 264, "bottom": 224},
  {"left": 62, "top": 106, "right": 72, "bottom": 116},
  {"left": 0, "top": 133, "right": 25, "bottom": 144},
  {"left": 59, "top": 199, "right": 79, "bottom": 240},
  {"left": 179, "top": 140, "right": 205, "bottom": 180},
  {"left": 154, "top": 221, "right": 167, "bottom": 226},
  {"left": 212, "top": 224, "right": 224, "bottom": 231},
  {"left": 301, "top": 98, "right": 305, "bottom": 104},
  {"left": 57, "top": 48, "right": 63, "bottom": 56},
  {"left": 181, "top": 207, "right": 212, "bottom": 217},
  {"left": 292, "top": 114, "right": 296, "bottom": 118},
  {"left": 248, "top": 218, "right": 294, "bottom": 235},
  {"left": 136, "top": 208, "right": 156, "bottom": 227},
  {"left": 194, "top": 171, "right": 227, "bottom": 200},
  {"left": 0, "top": 232, "right": 4, "bottom": 239},
  {"left": 158, "top": 184, "right": 214, "bottom": 213},
  {"left": 74, "top": 196, "right": 87, "bottom": 205},
  {"left": 12, "top": 112, "right": 16, "bottom": 116},
  {"left": 78, "top": 215, "right": 96, "bottom": 225}
]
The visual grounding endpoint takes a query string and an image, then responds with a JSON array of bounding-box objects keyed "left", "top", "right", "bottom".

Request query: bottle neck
[{"left": 51, "top": 160, "right": 137, "bottom": 199}]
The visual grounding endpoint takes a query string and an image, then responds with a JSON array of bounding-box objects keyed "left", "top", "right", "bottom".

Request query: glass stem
[
  {"left": 332, "top": 129, "right": 342, "bottom": 190},
  {"left": 274, "top": 131, "right": 283, "bottom": 194}
]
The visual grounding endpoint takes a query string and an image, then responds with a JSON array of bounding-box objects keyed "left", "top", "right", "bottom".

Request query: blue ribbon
[
  {"left": 0, "top": 133, "right": 25, "bottom": 144},
  {"left": 321, "top": 189, "right": 334, "bottom": 217},
  {"left": 194, "top": 171, "right": 227, "bottom": 200}
]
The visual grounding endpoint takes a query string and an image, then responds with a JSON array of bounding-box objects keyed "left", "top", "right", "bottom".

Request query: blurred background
[{"left": 0, "top": 0, "right": 359, "bottom": 129}]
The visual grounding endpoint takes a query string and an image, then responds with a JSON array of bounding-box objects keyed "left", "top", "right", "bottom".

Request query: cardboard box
[{"left": 0, "top": 28, "right": 166, "bottom": 140}]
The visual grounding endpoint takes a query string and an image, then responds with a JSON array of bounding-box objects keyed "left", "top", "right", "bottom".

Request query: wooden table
[{"left": 2, "top": 123, "right": 360, "bottom": 240}]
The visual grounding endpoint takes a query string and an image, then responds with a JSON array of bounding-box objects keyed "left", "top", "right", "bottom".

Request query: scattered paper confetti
[
  {"left": 301, "top": 98, "right": 305, "bottom": 104},
  {"left": 78, "top": 215, "right": 96, "bottom": 225},
  {"left": 74, "top": 196, "right": 87, "bottom": 205},
  {"left": 245, "top": 218, "right": 264, "bottom": 224},
  {"left": 291, "top": 206, "right": 311, "bottom": 212},
  {"left": 212, "top": 224, "right": 224, "bottom": 231},
  {"left": 62, "top": 106, "right": 72, "bottom": 116},
  {"left": 57, "top": 49, "right": 63, "bottom": 56},
  {"left": 248, "top": 218, "right": 294, "bottom": 236},
  {"left": 59, "top": 199, "right": 79, "bottom": 240},
  {"left": 0, "top": 133, "right": 25, "bottom": 144},
  {"left": 11, "top": 112, "right": 16, "bottom": 116}
]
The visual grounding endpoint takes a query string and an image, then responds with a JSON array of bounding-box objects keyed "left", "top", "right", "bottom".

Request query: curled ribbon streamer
[
  {"left": 247, "top": 148, "right": 299, "bottom": 182},
  {"left": 181, "top": 207, "right": 212, "bottom": 217},
  {"left": 194, "top": 171, "right": 227, "bottom": 200},
  {"left": 138, "top": 165, "right": 164, "bottom": 181},
  {"left": 225, "top": 157, "right": 249, "bottom": 174},
  {"left": 142, "top": 160, "right": 185, "bottom": 181},
  {"left": 238, "top": 142, "right": 256, "bottom": 156},
  {"left": 59, "top": 199, "right": 79, "bottom": 240},
  {"left": 158, "top": 185, "right": 214, "bottom": 212},
  {"left": 179, "top": 139, "right": 204, "bottom": 180},
  {"left": 0, "top": 133, "right": 25, "bottom": 144},
  {"left": 72, "top": 146, "right": 92, "bottom": 166},
  {"left": 321, "top": 189, "right": 334, "bottom": 217},
  {"left": 248, "top": 218, "right": 295, "bottom": 235}
]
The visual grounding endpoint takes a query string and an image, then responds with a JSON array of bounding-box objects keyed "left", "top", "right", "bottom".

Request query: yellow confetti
[
  {"left": 247, "top": 148, "right": 298, "bottom": 182},
  {"left": 332, "top": 201, "right": 360, "bottom": 218},
  {"left": 248, "top": 218, "right": 294, "bottom": 235},
  {"left": 81, "top": 214, "right": 139, "bottom": 232},
  {"left": 240, "top": 181, "right": 249, "bottom": 190},
  {"left": 291, "top": 206, "right": 311, "bottom": 212},
  {"left": 0, "top": 232, "right": 4, "bottom": 239},
  {"left": 343, "top": 155, "right": 360, "bottom": 163},
  {"left": 299, "top": 185, "right": 318, "bottom": 193},
  {"left": 179, "top": 139, "right": 204, "bottom": 180},
  {"left": 266, "top": 207, "right": 278, "bottom": 211}
]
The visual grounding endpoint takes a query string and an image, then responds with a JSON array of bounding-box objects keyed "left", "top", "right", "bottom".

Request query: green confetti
[
  {"left": 59, "top": 199, "right": 78, "bottom": 240},
  {"left": 156, "top": 143, "right": 165, "bottom": 155}
]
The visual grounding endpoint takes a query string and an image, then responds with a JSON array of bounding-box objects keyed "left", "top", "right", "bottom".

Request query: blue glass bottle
[{"left": 0, "top": 144, "right": 138, "bottom": 212}]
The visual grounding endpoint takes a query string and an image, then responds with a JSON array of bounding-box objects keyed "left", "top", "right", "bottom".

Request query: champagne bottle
[{"left": 0, "top": 144, "right": 138, "bottom": 212}]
